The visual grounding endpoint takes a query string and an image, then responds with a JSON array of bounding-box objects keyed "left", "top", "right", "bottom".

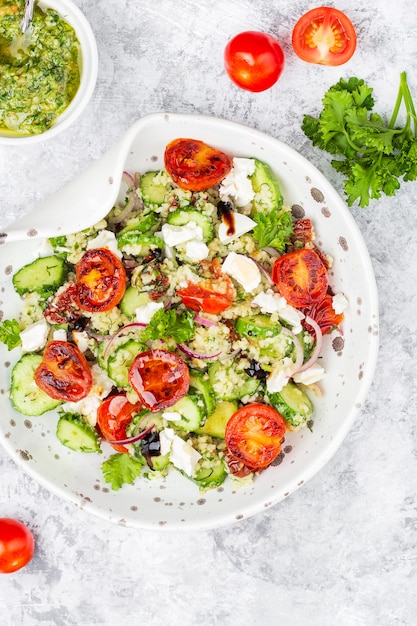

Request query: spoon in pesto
[{"left": 21, "top": 0, "right": 35, "bottom": 34}]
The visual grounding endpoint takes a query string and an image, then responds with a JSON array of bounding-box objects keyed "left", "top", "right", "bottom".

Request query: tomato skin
[
  {"left": 0, "top": 518, "right": 34, "bottom": 574},
  {"left": 225, "top": 404, "right": 286, "bottom": 470},
  {"left": 292, "top": 7, "right": 356, "bottom": 66},
  {"left": 224, "top": 31, "right": 284, "bottom": 92},
  {"left": 97, "top": 395, "right": 143, "bottom": 453},
  {"left": 272, "top": 248, "right": 328, "bottom": 308},
  {"left": 177, "top": 284, "right": 233, "bottom": 314},
  {"left": 76, "top": 248, "right": 126, "bottom": 313},
  {"left": 128, "top": 349, "right": 189, "bottom": 411},
  {"left": 164, "top": 138, "right": 232, "bottom": 191},
  {"left": 35, "top": 340, "right": 92, "bottom": 402},
  {"left": 303, "top": 293, "right": 344, "bottom": 335}
]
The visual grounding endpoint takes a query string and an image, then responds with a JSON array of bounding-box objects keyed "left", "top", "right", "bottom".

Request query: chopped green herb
[
  {"left": 253, "top": 208, "right": 293, "bottom": 252},
  {"left": 141, "top": 308, "right": 195, "bottom": 343},
  {"left": 101, "top": 453, "right": 145, "bottom": 491},
  {"left": 0, "top": 319, "right": 21, "bottom": 350}
]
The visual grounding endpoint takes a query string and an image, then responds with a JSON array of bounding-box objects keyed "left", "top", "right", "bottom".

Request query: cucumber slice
[
  {"left": 10, "top": 354, "right": 62, "bottom": 416},
  {"left": 116, "top": 232, "right": 164, "bottom": 256},
  {"left": 167, "top": 393, "right": 204, "bottom": 432},
  {"left": 236, "top": 315, "right": 282, "bottom": 339},
  {"left": 140, "top": 171, "right": 172, "bottom": 206},
  {"left": 12, "top": 256, "right": 68, "bottom": 296},
  {"left": 107, "top": 339, "right": 147, "bottom": 388},
  {"left": 120, "top": 287, "right": 151, "bottom": 319},
  {"left": 195, "top": 400, "right": 238, "bottom": 439},
  {"left": 193, "top": 456, "right": 227, "bottom": 489},
  {"left": 117, "top": 211, "right": 159, "bottom": 236},
  {"left": 208, "top": 361, "right": 259, "bottom": 401},
  {"left": 56, "top": 413, "right": 102, "bottom": 453},
  {"left": 189, "top": 370, "right": 216, "bottom": 415},
  {"left": 167, "top": 208, "right": 214, "bottom": 242},
  {"left": 250, "top": 159, "right": 283, "bottom": 214},
  {"left": 268, "top": 380, "right": 313, "bottom": 429}
]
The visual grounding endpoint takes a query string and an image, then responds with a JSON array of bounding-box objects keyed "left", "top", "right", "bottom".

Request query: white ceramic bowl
[
  {"left": 0, "top": 114, "right": 379, "bottom": 530},
  {"left": 0, "top": 0, "right": 98, "bottom": 145}
]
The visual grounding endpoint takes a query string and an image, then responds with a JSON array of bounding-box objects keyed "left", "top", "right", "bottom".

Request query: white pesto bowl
[
  {"left": 0, "top": 114, "right": 379, "bottom": 530},
  {"left": 0, "top": 0, "right": 98, "bottom": 145}
]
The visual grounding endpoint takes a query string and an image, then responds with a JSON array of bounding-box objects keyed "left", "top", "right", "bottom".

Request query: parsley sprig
[
  {"left": 140, "top": 308, "right": 195, "bottom": 343},
  {"left": 302, "top": 72, "right": 417, "bottom": 207},
  {"left": 252, "top": 208, "right": 294, "bottom": 252},
  {"left": 0, "top": 319, "right": 21, "bottom": 351}
]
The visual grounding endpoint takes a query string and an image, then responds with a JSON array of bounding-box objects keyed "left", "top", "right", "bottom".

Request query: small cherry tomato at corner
[
  {"left": 224, "top": 31, "right": 285, "bottom": 92},
  {"left": 292, "top": 7, "right": 356, "bottom": 66},
  {"left": 0, "top": 518, "right": 35, "bottom": 574}
]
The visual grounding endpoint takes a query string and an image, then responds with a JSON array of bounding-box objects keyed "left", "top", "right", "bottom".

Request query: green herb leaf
[
  {"left": 253, "top": 209, "right": 293, "bottom": 252},
  {"left": 101, "top": 453, "right": 144, "bottom": 491},
  {"left": 140, "top": 308, "right": 195, "bottom": 343},
  {"left": 0, "top": 319, "right": 22, "bottom": 350}
]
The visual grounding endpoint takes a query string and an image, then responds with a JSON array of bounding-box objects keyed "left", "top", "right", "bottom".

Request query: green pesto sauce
[{"left": 0, "top": 0, "right": 81, "bottom": 136}]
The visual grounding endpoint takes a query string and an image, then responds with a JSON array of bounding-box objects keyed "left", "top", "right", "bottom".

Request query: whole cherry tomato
[
  {"left": 0, "top": 518, "right": 35, "bottom": 574},
  {"left": 224, "top": 31, "right": 285, "bottom": 92},
  {"left": 35, "top": 340, "right": 92, "bottom": 402},
  {"left": 97, "top": 394, "right": 143, "bottom": 453},
  {"left": 164, "top": 138, "right": 232, "bottom": 191},
  {"left": 292, "top": 7, "right": 356, "bottom": 66},
  {"left": 272, "top": 248, "right": 328, "bottom": 308},
  {"left": 76, "top": 248, "right": 126, "bottom": 313}
]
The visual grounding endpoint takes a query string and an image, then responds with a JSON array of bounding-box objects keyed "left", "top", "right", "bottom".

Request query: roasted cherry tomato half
[
  {"left": 303, "top": 293, "right": 344, "bottom": 335},
  {"left": 76, "top": 248, "right": 126, "bottom": 313},
  {"left": 225, "top": 404, "right": 286, "bottom": 470},
  {"left": 177, "top": 284, "right": 233, "bottom": 315},
  {"left": 43, "top": 282, "right": 80, "bottom": 325},
  {"left": 0, "top": 518, "right": 35, "bottom": 574},
  {"left": 128, "top": 349, "right": 189, "bottom": 411},
  {"left": 272, "top": 248, "right": 328, "bottom": 308},
  {"left": 292, "top": 7, "right": 356, "bottom": 66},
  {"left": 224, "top": 31, "right": 285, "bottom": 92},
  {"left": 97, "top": 394, "right": 143, "bottom": 453},
  {"left": 34, "top": 340, "right": 92, "bottom": 402},
  {"left": 164, "top": 138, "right": 232, "bottom": 191}
]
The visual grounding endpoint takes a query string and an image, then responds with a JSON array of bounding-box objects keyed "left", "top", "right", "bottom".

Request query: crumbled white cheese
[
  {"left": 252, "top": 289, "right": 305, "bottom": 334},
  {"left": 159, "top": 427, "right": 202, "bottom": 476},
  {"left": 293, "top": 363, "right": 325, "bottom": 386},
  {"left": 266, "top": 357, "right": 295, "bottom": 393},
  {"left": 219, "top": 158, "right": 256, "bottom": 207},
  {"left": 20, "top": 319, "right": 49, "bottom": 353},
  {"left": 222, "top": 252, "right": 261, "bottom": 293},
  {"left": 332, "top": 293, "right": 348, "bottom": 315},
  {"left": 62, "top": 364, "right": 114, "bottom": 426},
  {"left": 86, "top": 229, "right": 122, "bottom": 258},
  {"left": 52, "top": 328, "right": 68, "bottom": 342},
  {"left": 162, "top": 411, "right": 183, "bottom": 422},
  {"left": 184, "top": 240, "right": 209, "bottom": 262},
  {"left": 218, "top": 212, "right": 257, "bottom": 244},
  {"left": 71, "top": 330, "right": 90, "bottom": 353},
  {"left": 135, "top": 301, "right": 164, "bottom": 325},
  {"left": 161, "top": 222, "right": 203, "bottom": 247}
]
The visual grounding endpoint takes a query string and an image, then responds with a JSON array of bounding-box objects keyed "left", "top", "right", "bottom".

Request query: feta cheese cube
[
  {"left": 161, "top": 222, "right": 203, "bottom": 247},
  {"left": 252, "top": 289, "right": 304, "bottom": 334},
  {"left": 20, "top": 319, "right": 49, "bottom": 353},
  {"left": 159, "top": 428, "right": 202, "bottom": 476},
  {"left": 219, "top": 158, "right": 256, "bottom": 207},
  {"left": 87, "top": 229, "right": 122, "bottom": 258},
  {"left": 332, "top": 293, "right": 348, "bottom": 315},
  {"left": 218, "top": 212, "right": 257, "bottom": 244},
  {"left": 184, "top": 240, "right": 209, "bottom": 261},
  {"left": 293, "top": 363, "right": 325, "bottom": 386},
  {"left": 222, "top": 252, "right": 261, "bottom": 293},
  {"left": 135, "top": 301, "right": 164, "bottom": 325}
]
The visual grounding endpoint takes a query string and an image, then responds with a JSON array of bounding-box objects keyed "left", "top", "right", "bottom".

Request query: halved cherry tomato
[
  {"left": 272, "top": 248, "right": 328, "bottom": 308},
  {"left": 164, "top": 138, "right": 232, "bottom": 191},
  {"left": 292, "top": 7, "right": 356, "bottom": 66},
  {"left": 303, "top": 293, "right": 344, "bottom": 335},
  {"left": 43, "top": 282, "right": 80, "bottom": 325},
  {"left": 0, "top": 518, "right": 35, "bottom": 574},
  {"left": 128, "top": 349, "right": 189, "bottom": 411},
  {"left": 177, "top": 284, "right": 233, "bottom": 314},
  {"left": 34, "top": 340, "right": 92, "bottom": 402},
  {"left": 225, "top": 404, "right": 286, "bottom": 470},
  {"left": 76, "top": 248, "right": 126, "bottom": 313},
  {"left": 97, "top": 394, "right": 143, "bottom": 453},
  {"left": 224, "top": 31, "right": 285, "bottom": 92}
]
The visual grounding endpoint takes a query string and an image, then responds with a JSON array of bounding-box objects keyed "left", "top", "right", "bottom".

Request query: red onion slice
[
  {"left": 103, "top": 322, "right": 147, "bottom": 360},
  {"left": 105, "top": 423, "right": 154, "bottom": 446},
  {"left": 280, "top": 327, "right": 304, "bottom": 374},
  {"left": 194, "top": 315, "right": 218, "bottom": 327},
  {"left": 295, "top": 315, "right": 323, "bottom": 374},
  {"left": 177, "top": 343, "right": 222, "bottom": 360}
]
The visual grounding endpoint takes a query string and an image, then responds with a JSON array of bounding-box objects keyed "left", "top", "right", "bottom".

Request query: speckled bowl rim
[
  {"left": 0, "top": 113, "right": 379, "bottom": 531},
  {"left": 0, "top": 0, "right": 98, "bottom": 145}
]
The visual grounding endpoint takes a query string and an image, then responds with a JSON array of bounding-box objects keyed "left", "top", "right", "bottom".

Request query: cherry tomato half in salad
[
  {"left": 292, "top": 7, "right": 356, "bottom": 66},
  {"left": 225, "top": 404, "right": 286, "bottom": 470},
  {"left": 128, "top": 349, "right": 190, "bottom": 411},
  {"left": 177, "top": 284, "right": 233, "bottom": 315},
  {"left": 0, "top": 518, "right": 35, "bottom": 574},
  {"left": 76, "top": 248, "right": 126, "bottom": 313},
  {"left": 97, "top": 395, "right": 143, "bottom": 453},
  {"left": 303, "top": 293, "right": 344, "bottom": 335},
  {"left": 224, "top": 31, "right": 285, "bottom": 92},
  {"left": 164, "top": 138, "right": 232, "bottom": 191},
  {"left": 34, "top": 340, "right": 92, "bottom": 402},
  {"left": 272, "top": 248, "right": 328, "bottom": 308}
]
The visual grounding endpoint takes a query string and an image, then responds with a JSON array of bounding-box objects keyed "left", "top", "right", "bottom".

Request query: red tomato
[
  {"left": 35, "top": 340, "right": 92, "bottom": 402},
  {"left": 292, "top": 7, "right": 356, "bottom": 66},
  {"left": 224, "top": 31, "right": 285, "bottom": 92},
  {"left": 128, "top": 349, "right": 190, "bottom": 411},
  {"left": 272, "top": 248, "right": 328, "bottom": 308},
  {"left": 164, "top": 138, "right": 232, "bottom": 191},
  {"left": 303, "top": 293, "right": 344, "bottom": 335},
  {"left": 97, "top": 395, "right": 143, "bottom": 453},
  {"left": 0, "top": 518, "right": 34, "bottom": 574},
  {"left": 76, "top": 248, "right": 126, "bottom": 313},
  {"left": 225, "top": 404, "right": 286, "bottom": 470},
  {"left": 177, "top": 284, "right": 233, "bottom": 314},
  {"left": 43, "top": 282, "right": 80, "bottom": 325}
]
